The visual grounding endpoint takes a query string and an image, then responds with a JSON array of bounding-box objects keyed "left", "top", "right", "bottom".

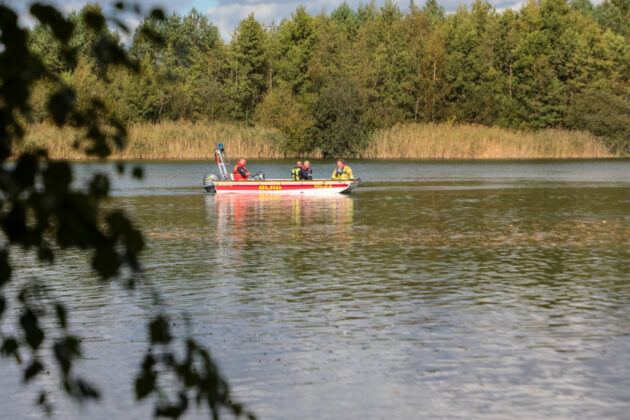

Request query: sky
[{"left": 6, "top": 0, "right": 527, "bottom": 41}]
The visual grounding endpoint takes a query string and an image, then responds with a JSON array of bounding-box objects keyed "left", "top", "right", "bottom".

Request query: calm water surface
[{"left": 2, "top": 159, "right": 630, "bottom": 419}]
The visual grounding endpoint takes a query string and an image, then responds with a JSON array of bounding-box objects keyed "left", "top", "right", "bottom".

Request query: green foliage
[
  {"left": 277, "top": 6, "right": 316, "bottom": 95},
  {"left": 566, "top": 89, "right": 630, "bottom": 154},
  {"left": 228, "top": 13, "right": 268, "bottom": 120},
  {"left": 424, "top": 0, "right": 446, "bottom": 24},
  {"left": 256, "top": 88, "right": 314, "bottom": 154},
  {"left": 312, "top": 78, "right": 369, "bottom": 157},
  {"left": 19, "top": 0, "right": 630, "bottom": 155}
]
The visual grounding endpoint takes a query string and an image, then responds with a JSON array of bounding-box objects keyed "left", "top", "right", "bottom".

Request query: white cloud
[
  {"left": 207, "top": 0, "right": 337, "bottom": 40},
  {"left": 206, "top": 0, "right": 529, "bottom": 41},
  {"left": 7, "top": 0, "right": 530, "bottom": 42}
]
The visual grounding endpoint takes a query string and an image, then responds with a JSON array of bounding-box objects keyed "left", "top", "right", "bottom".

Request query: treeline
[{"left": 27, "top": 0, "right": 630, "bottom": 155}]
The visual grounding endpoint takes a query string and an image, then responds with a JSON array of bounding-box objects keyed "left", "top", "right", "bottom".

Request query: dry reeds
[
  {"left": 18, "top": 121, "right": 285, "bottom": 160},
  {"left": 365, "top": 123, "right": 613, "bottom": 159},
  {"left": 17, "top": 121, "right": 614, "bottom": 160}
]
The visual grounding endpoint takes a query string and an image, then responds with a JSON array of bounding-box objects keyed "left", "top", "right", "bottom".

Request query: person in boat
[
  {"left": 233, "top": 158, "right": 251, "bottom": 180},
  {"left": 331, "top": 159, "right": 353, "bottom": 180},
  {"left": 291, "top": 161, "right": 303, "bottom": 180},
  {"left": 300, "top": 161, "right": 313, "bottom": 180}
]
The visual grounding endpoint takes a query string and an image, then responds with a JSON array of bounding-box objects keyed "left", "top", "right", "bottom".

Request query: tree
[
  {"left": 423, "top": 0, "right": 446, "bottom": 25},
  {"left": 228, "top": 13, "right": 268, "bottom": 121},
  {"left": 312, "top": 78, "right": 369, "bottom": 157},
  {"left": 0, "top": 3, "right": 251, "bottom": 418},
  {"left": 566, "top": 89, "right": 630, "bottom": 153},
  {"left": 277, "top": 6, "right": 316, "bottom": 95},
  {"left": 256, "top": 87, "right": 314, "bottom": 154}
]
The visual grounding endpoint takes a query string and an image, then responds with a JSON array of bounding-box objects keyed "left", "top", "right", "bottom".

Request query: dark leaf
[
  {"left": 149, "top": 316, "right": 171, "bottom": 344},
  {"left": 85, "top": 125, "right": 111, "bottom": 158},
  {"left": 13, "top": 153, "right": 38, "bottom": 189},
  {"left": 89, "top": 173, "right": 110, "bottom": 199},
  {"left": 20, "top": 310, "right": 44, "bottom": 350},
  {"left": 29, "top": 3, "right": 74, "bottom": 43},
  {"left": 135, "top": 356, "right": 156, "bottom": 400},
  {"left": 131, "top": 166, "right": 144, "bottom": 179},
  {"left": 126, "top": 228, "right": 145, "bottom": 256},
  {"left": 149, "top": 9, "right": 166, "bottom": 20},
  {"left": 37, "top": 391, "right": 52, "bottom": 416},
  {"left": 47, "top": 88, "right": 75, "bottom": 126},
  {"left": 1, "top": 337, "right": 21, "bottom": 363},
  {"left": 61, "top": 46, "right": 78, "bottom": 69},
  {"left": 75, "top": 378, "right": 100, "bottom": 400},
  {"left": 43, "top": 161, "right": 72, "bottom": 194},
  {"left": 92, "top": 37, "right": 130, "bottom": 72},
  {"left": 107, "top": 210, "right": 131, "bottom": 233},
  {"left": 55, "top": 303, "right": 67, "bottom": 329},
  {"left": 3, "top": 204, "right": 27, "bottom": 242},
  {"left": 111, "top": 17, "right": 129, "bottom": 34},
  {"left": 83, "top": 10, "right": 105, "bottom": 32},
  {"left": 138, "top": 27, "right": 165, "bottom": 46},
  {"left": 54, "top": 336, "right": 81, "bottom": 374},
  {"left": 24, "top": 359, "right": 44, "bottom": 382},
  {"left": 0, "top": 249, "right": 11, "bottom": 287},
  {"left": 37, "top": 245, "right": 54, "bottom": 263},
  {"left": 92, "top": 246, "right": 121, "bottom": 278},
  {"left": 1, "top": 337, "right": 19, "bottom": 356}
]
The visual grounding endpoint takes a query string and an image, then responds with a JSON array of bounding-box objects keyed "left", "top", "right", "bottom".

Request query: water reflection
[{"left": 204, "top": 194, "right": 355, "bottom": 268}]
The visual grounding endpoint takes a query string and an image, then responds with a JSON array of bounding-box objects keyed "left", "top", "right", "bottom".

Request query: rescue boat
[{"left": 202, "top": 144, "right": 361, "bottom": 195}]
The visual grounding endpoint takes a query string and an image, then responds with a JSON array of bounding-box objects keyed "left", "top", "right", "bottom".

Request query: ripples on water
[{"left": 2, "top": 160, "right": 630, "bottom": 419}]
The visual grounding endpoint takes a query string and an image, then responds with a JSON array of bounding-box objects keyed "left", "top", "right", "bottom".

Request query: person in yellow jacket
[
  {"left": 331, "top": 159, "right": 354, "bottom": 179},
  {"left": 291, "top": 161, "right": 302, "bottom": 180}
]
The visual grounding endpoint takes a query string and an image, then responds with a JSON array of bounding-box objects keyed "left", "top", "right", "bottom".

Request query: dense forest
[{"left": 27, "top": 0, "right": 630, "bottom": 155}]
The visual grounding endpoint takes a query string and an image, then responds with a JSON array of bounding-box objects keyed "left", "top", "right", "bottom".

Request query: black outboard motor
[{"left": 203, "top": 174, "right": 217, "bottom": 193}]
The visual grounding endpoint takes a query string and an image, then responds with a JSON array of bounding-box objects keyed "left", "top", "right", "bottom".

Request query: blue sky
[
  {"left": 153, "top": 0, "right": 526, "bottom": 39},
  {"left": 9, "top": 0, "right": 527, "bottom": 40}
]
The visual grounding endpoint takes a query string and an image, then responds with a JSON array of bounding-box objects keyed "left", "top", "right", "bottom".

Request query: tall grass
[
  {"left": 19, "top": 121, "right": 286, "bottom": 160},
  {"left": 365, "top": 123, "right": 612, "bottom": 159},
  {"left": 17, "top": 121, "right": 614, "bottom": 160}
]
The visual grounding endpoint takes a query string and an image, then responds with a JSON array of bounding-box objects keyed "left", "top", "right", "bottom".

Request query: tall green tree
[
  {"left": 228, "top": 13, "right": 268, "bottom": 120},
  {"left": 312, "top": 77, "right": 369, "bottom": 157},
  {"left": 277, "top": 6, "right": 316, "bottom": 95}
]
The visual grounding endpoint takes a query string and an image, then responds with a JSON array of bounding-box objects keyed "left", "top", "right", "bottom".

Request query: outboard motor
[
  {"left": 252, "top": 171, "right": 265, "bottom": 181},
  {"left": 203, "top": 173, "right": 217, "bottom": 193}
]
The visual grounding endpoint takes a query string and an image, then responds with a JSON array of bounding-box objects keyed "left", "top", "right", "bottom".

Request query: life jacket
[
  {"left": 291, "top": 166, "right": 301, "bottom": 180},
  {"left": 233, "top": 162, "right": 247, "bottom": 180},
  {"left": 300, "top": 167, "right": 312, "bottom": 180},
  {"left": 333, "top": 164, "right": 353, "bottom": 180}
]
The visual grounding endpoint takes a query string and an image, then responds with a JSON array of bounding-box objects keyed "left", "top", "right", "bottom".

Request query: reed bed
[
  {"left": 17, "top": 121, "right": 614, "bottom": 160},
  {"left": 365, "top": 123, "right": 612, "bottom": 159},
  {"left": 19, "top": 121, "right": 285, "bottom": 160}
]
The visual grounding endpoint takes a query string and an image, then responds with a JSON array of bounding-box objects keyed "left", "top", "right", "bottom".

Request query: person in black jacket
[{"left": 299, "top": 161, "right": 313, "bottom": 180}]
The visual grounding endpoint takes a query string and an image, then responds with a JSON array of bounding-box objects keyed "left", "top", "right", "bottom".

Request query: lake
[{"left": 2, "top": 159, "right": 630, "bottom": 419}]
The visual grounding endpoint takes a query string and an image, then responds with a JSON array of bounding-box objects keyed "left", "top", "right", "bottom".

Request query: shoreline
[
  {"left": 33, "top": 156, "right": 628, "bottom": 162},
  {"left": 16, "top": 121, "right": 619, "bottom": 161}
]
